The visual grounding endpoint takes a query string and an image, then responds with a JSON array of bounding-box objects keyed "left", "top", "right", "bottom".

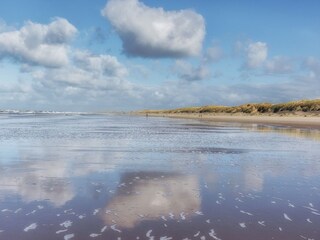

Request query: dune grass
[{"left": 140, "top": 99, "right": 320, "bottom": 115}]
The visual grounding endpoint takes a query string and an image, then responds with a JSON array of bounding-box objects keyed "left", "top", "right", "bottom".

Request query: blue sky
[{"left": 0, "top": 0, "right": 319, "bottom": 111}]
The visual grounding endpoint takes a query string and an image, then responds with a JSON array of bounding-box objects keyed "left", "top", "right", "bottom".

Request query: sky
[{"left": 0, "top": 0, "right": 319, "bottom": 111}]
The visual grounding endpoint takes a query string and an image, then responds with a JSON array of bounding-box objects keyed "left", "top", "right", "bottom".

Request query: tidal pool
[{"left": 0, "top": 114, "right": 319, "bottom": 240}]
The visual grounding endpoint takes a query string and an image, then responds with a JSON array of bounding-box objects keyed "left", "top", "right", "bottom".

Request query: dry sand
[{"left": 142, "top": 113, "right": 320, "bottom": 129}]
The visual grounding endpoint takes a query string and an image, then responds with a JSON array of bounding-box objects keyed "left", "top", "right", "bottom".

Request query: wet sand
[
  {"left": 142, "top": 113, "right": 320, "bottom": 129},
  {"left": 0, "top": 114, "right": 320, "bottom": 240}
]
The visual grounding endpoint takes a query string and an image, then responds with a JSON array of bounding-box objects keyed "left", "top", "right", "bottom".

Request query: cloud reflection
[
  {"left": 102, "top": 172, "right": 200, "bottom": 228},
  {"left": 0, "top": 138, "right": 125, "bottom": 206}
]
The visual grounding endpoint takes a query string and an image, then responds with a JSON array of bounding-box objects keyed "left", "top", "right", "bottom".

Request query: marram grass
[{"left": 140, "top": 99, "right": 320, "bottom": 115}]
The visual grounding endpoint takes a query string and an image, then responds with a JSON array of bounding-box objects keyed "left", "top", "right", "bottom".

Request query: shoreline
[{"left": 139, "top": 113, "right": 320, "bottom": 129}]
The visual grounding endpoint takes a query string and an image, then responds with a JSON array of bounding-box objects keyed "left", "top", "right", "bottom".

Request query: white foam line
[
  {"left": 24, "top": 223, "right": 37, "bottom": 232},
  {"left": 299, "top": 235, "right": 314, "bottom": 240},
  {"left": 26, "top": 210, "right": 37, "bottom": 215},
  {"left": 208, "top": 229, "right": 221, "bottom": 240},
  {"left": 64, "top": 233, "right": 74, "bottom": 240},
  {"left": 56, "top": 229, "right": 68, "bottom": 234},
  {"left": 258, "top": 221, "right": 266, "bottom": 226},
  {"left": 60, "top": 220, "right": 72, "bottom": 228},
  {"left": 272, "top": 197, "right": 283, "bottom": 201},
  {"left": 311, "top": 211, "right": 320, "bottom": 216},
  {"left": 284, "top": 213, "right": 292, "bottom": 221},
  {"left": 90, "top": 233, "right": 101, "bottom": 238},
  {"left": 64, "top": 209, "right": 73, "bottom": 213},
  {"left": 146, "top": 230, "right": 154, "bottom": 240},
  {"left": 240, "top": 210, "right": 253, "bottom": 216},
  {"left": 14, "top": 208, "right": 22, "bottom": 214},
  {"left": 195, "top": 211, "right": 203, "bottom": 215},
  {"left": 160, "top": 237, "right": 172, "bottom": 240},
  {"left": 161, "top": 216, "right": 167, "bottom": 221},
  {"left": 111, "top": 225, "right": 121, "bottom": 233},
  {"left": 239, "top": 223, "right": 246, "bottom": 228},
  {"left": 101, "top": 226, "right": 107, "bottom": 233},
  {"left": 194, "top": 231, "right": 200, "bottom": 237},
  {"left": 307, "top": 218, "right": 312, "bottom": 223},
  {"left": 303, "top": 206, "right": 319, "bottom": 212},
  {"left": 93, "top": 209, "right": 100, "bottom": 215}
]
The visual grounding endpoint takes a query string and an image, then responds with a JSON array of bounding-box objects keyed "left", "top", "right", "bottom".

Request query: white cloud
[
  {"left": 245, "top": 41, "right": 268, "bottom": 69},
  {"left": 0, "top": 18, "right": 77, "bottom": 67},
  {"left": 239, "top": 41, "right": 295, "bottom": 75},
  {"left": 102, "top": 0, "right": 205, "bottom": 58},
  {"left": 73, "top": 50, "right": 127, "bottom": 78},
  {"left": 44, "top": 18, "right": 77, "bottom": 44},
  {"left": 204, "top": 44, "right": 224, "bottom": 63},
  {"left": 265, "top": 56, "right": 293, "bottom": 74},
  {"left": 173, "top": 60, "right": 210, "bottom": 81},
  {"left": 23, "top": 50, "right": 137, "bottom": 110},
  {"left": 1, "top": 64, "right": 319, "bottom": 111},
  {"left": 0, "top": 19, "right": 13, "bottom": 33}
]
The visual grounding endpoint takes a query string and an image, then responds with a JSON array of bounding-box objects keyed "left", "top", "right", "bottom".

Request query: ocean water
[{"left": 0, "top": 114, "right": 319, "bottom": 240}]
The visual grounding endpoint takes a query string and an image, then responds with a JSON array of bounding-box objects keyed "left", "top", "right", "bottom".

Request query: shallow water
[{"left": 0, "top": 114, "right": 319, "bottom": 240}]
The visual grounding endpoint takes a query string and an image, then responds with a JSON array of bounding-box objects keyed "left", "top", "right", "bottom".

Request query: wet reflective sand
[{"left": 0, "top": 114, "right": 319, "bottom": 240}]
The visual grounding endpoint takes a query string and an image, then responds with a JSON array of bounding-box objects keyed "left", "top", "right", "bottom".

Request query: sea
[{"left": 0, "top": 113, "right": 319, "bottom": 240}]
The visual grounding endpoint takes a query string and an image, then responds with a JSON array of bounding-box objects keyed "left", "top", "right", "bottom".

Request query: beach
[{"left": 141, "top": 113, "right": 320, "bottom": 129}]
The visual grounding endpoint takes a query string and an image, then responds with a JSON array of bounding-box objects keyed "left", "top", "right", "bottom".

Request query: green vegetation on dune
[{"left": 141, "top": 99, "right": 320, "bottom": 115}]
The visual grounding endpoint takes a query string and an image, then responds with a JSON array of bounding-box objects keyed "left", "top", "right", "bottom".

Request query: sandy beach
[{"left": 142, "top": 113, "right": 320, "bottom": 129}]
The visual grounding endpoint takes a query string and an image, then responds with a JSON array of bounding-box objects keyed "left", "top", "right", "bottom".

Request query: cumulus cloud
[
  {"left": 245, "top": 41, "right": 268, "bottom": 69},
  {"left": 204, "top": 44, "right": 224, "bottom": 63},
  {"left": 102, "top": 0, "right": 205, "bottom": 58},
  {"left": 73, "top": 50, "right": 128, "bottom": 78},
  {"left": 0, "top": 18, "right": 77, "bottom": 67},
  {"left": 173, "top": 60, "right": 210, "bottom": 81},
  {"left": 44, "top": 18, "right": 77, "bottom": 44},
  {"left": 32, "top": 51, "right": 129, "bottom": 91},
  {"left": 265, "top": 56, "right": 293, "bottom": 74},
  {"left": 21, "top": 49, "right": 139, "bottom": 111},
  {"left": 2, "top": 64, "right": 319, "bottom": 111},
  {"left": 0, "top": 19, "right": 13, "bottom": 33},
  {"left": 240, "top": 41, "right": 295, "bottom": 75}
]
